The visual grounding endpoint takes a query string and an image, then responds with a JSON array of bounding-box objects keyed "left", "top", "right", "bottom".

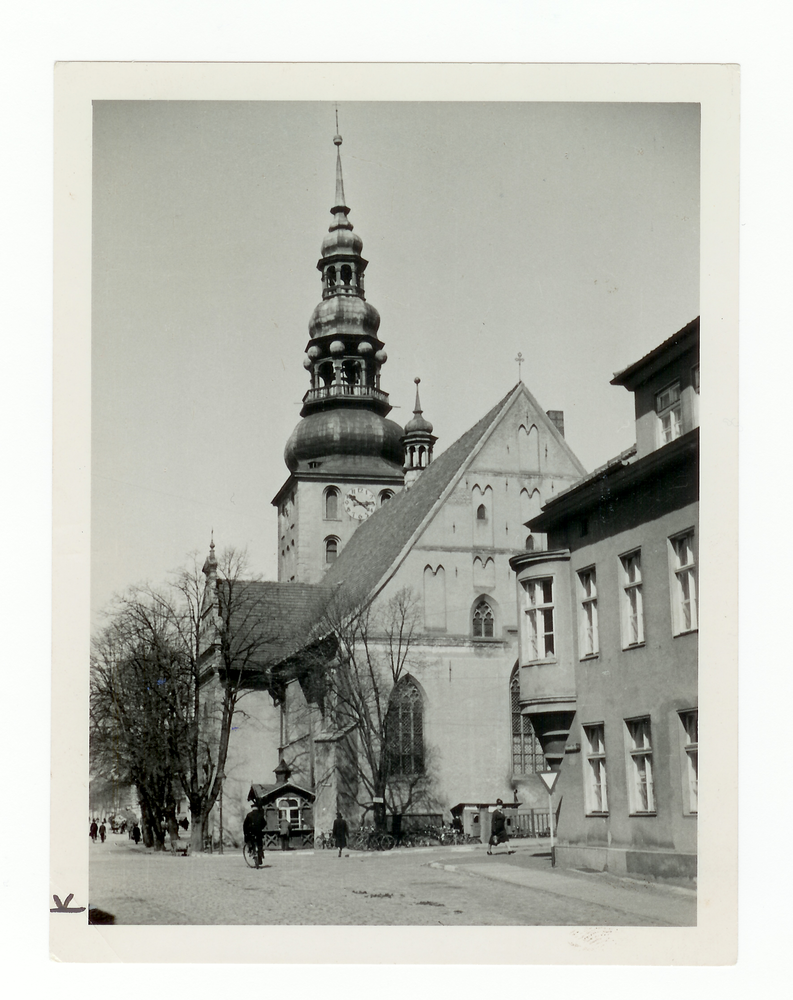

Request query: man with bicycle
[{"left": 244, "top": 801, "right": 266, "bottom": 868}]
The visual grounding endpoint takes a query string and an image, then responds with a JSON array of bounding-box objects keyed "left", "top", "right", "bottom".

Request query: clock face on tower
[{"left": 344, "top": 487, "right": 376, "bottom": 520}]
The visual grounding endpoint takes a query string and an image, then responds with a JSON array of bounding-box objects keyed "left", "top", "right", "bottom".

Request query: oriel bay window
[
  {"left": 522, "top": 577, "right": 555, "bottom": 660},
  {"left": 510, "top": 670, "right": 544, "bottom": 775}
]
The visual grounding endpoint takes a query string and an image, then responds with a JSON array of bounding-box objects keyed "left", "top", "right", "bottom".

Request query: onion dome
[
  {"left": 402, "top": 379, "right": 437, "bottom": 485},
  {"left": 309, "top": 295, "right": 381, "bottom": 341},
  {"left": 404, "top": 378, "right": 434, "bottom": 435},
  {"left": 284, "top": 409, "right": 404, "bottom": 473}
]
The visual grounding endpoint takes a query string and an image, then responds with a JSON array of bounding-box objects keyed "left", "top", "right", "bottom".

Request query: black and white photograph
[{"left": 51, "top": 63, "right": 738, "bottom": 965}]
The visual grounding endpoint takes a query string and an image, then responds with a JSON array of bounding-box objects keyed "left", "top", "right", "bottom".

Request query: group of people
[
  {"left": 242, "top": 802, "right": 512, "bottom": 862},
  {"left": 89, "top": 820, "right": 106, "bottom": 843}
]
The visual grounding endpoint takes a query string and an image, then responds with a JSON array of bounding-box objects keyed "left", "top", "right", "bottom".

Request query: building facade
[
  {"left": 212, "top": 130, "right": 590, "bottom": 837},
  {"left": 510, "top": 319, "right": 699, "bottom": 879}
]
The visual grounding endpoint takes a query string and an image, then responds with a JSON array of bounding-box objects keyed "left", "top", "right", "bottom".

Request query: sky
[{"left": 91, "top": 100, "right": 699, "bottom": 619}]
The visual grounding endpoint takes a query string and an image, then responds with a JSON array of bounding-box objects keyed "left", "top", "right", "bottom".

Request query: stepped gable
[
  {"left": 220, "top": 580, "right": 336, "bottom": 664},
  {"left": 321, "top": 384, "right": 524, "bottom": 600}
]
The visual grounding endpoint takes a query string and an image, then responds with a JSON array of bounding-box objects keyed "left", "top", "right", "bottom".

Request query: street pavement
[{"left": 88, "top": 833, "right": 696, "bottom": 926}]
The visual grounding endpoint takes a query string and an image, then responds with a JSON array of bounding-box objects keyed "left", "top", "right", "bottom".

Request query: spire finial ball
[
  {"left": 333, "top": 133, "right": 342, "bottom": 146},
  {"left": 414, "top": 377, "right": 421, "bottom": 385}
]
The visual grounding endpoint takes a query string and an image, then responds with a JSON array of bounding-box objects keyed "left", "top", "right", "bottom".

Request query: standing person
[
  {"left": 132, "top": 823, "right": 141, "bottom": 845},
  {"left": 332, "top": 811, "right": 349, "bottom": 857},
  {"left": 243, "top": 803, "right": 265, "bottom": 868},
  {"left": 488, "top": 799, "right": 511, "bottom": 855},
  {"left": 89, "top": 820, "right": 98, "bottom": 842},
  {"left": 99, "top": 821, "right": 106, "bottom": 843},
  {"left": 279, "top": 814, "right": 291, "bottom": 851}
]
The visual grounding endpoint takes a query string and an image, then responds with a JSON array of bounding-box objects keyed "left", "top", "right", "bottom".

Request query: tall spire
[{"left": 330, "top": 115, "right": 351, "bottom": 231}]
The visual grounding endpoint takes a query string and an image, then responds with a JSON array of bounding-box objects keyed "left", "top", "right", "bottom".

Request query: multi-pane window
[
  {"left": 625, "top": 717, "right": 655, "bottom": 814},
  {"left": 583, "top": 724, "right": 608, "bottom": 815},
  {"left": 671, "top": 532, "right": 698, "bottom": 634},
  {"left": 656, "top": 380, "right": 682, "bottom": 445},
  {"left": 578, "top": 568, "right": 598, "bottom": 657},
  {"left": 472, "top": 599, "right": 494, "bottom": 638},
  {"left": 510, "top": 671, "right": 544, "bottom": 775},
  {"left": 523, "top": 578, "right": 555, "bottom": 660},
  {"left": 679, "top": 709, "right": 698, "bottom": 814},
  {"left": 277, "top": 796, "right": 302, "bottom": 829},
  {"left": 385, "top": 679, "right": 424, "bottom": 776},
  {"left": 620, "top": 551, "right": 644, "bottom": 647}
]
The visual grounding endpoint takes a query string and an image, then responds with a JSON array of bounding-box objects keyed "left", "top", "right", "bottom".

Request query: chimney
[{"left": 546, "top": 410, "right": 565, "bottom": 437}]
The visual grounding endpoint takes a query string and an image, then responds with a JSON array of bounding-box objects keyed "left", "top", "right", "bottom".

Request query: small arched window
[
  {"left": 473, "top": 599, "right": 495, "bottom": 638},
  {"left": 326, "top": 266, "right": 336, "bottom": 287},
  {"left": 325, "top": 488, "right": 340, "bottom": 520},
  {"left": 379, "top": 490, "right": 394, "bottom": 506},
  {"left": 385, "top": 678, "right": 424, "bottom": 776},
  {"left": 341, "top": 264, "right": 353, "bottom": 285},
  {"left": 526, "top": 535, "right": 535, "bottom": 551},
  {"left": 477, "top": 504, "right": 487, "bottom": 521},
  {"left": 325, "top": 537, "right": 339, "bottom": 564}
]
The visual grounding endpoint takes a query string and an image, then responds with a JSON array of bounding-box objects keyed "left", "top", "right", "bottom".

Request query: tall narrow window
[
  {"left": 578, "top": 568, "right": 599, "bottom": 657},
  {"left": 656, "top": 380, "right": 682, "bottom": 445},
  {"left": 385, "top": 679, "right": 424, "bottom": 776},
  {"left": 625, "top": 717, "right": 655, "bottom": 814},
  {"left": 423, "top": 565, "right": 447, "bottom": 631},
  {"left": 679, "top": 710, "right": 698, "bottom": 814},
  {"left": 522, "top": 578, "right": 555, "bottom": 660},
  {"left": 511, "top": 670, "right": 544, "bottom": 775},
  {"left": 620, "top": 551, "right": 644, "bottom": 647},
  {"left": 583, "top": 724, "right": 608, "bottom": 815},
  {"left": 325, "top": 537, "right": 339, "bottom": 564},
  {"left": 324, "top": 487, "right": 340, "bottom": 520},
  {"left": 476, "top": 504, "right": 487, "bottom": 520},
  {"left": 671, "top": 532, "right": 698, "bottom": 634},
  {"left": 472, "top": 599, "right": 494, "bottom": 638}
]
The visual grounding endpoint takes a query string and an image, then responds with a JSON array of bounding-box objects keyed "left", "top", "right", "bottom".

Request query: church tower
[{"left": 273, "top": 128, "right": 405, "bottom": 583}]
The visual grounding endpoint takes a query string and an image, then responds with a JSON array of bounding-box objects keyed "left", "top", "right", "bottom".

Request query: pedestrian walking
[
  {"left": 243, "top": 803, "right": 265, "bottom": 868},
  {"left": 132, "top": 823, "right": 141, "bottom": 845},
  {"left": 279, "top": 815, "right": 291, "bottom": 851},
  {"left": 332, "top": 811, "right": 349, "bottom": 857},
  {"left": 99, "top": 821, "right": 106, "bottom": 843},
  {"left": 488, "top": 799, "right": 512, "bottom": 855},
  {"left": 90, "top": 820, "right": 98, "bottom": 842}
]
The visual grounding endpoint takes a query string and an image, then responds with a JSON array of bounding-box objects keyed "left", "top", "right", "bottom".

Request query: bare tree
[
  {"left": 309, "top": 586, "right": 439, "bottom": 829},
  {"left": 90, "top": 546, "right": 285, "bottom": 852}
]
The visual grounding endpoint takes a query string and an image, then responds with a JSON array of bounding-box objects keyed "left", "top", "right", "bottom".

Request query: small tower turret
[{"left": 402, "top": 378, "right": 437, "bottom": 487}]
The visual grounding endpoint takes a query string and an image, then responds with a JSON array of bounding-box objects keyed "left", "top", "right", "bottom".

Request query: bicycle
[
  {"left": 348, "top": 827, "right": 395, "bottom": 851},
  {"left": 243, "top": 840, "right": 265, "bottom": 868}
]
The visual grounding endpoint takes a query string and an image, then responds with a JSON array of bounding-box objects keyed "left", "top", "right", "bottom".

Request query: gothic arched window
[
  {"left": 325, "top": 487, "right": 340, "bottom": 520},
  {"left": 385, "top": 678, "right": 424, "bottom": 776},
  {"left": 473, "top": 599, "right": 495, "bottom": 638},
  {"left": 325, "top": 537, "right": 339, "bottom": 564},
  {"left": 511, "top": 668, "right": 544, "bottom": 775},
  {"left": 477, "top": 504, "right": 487, "bottom": 521}
]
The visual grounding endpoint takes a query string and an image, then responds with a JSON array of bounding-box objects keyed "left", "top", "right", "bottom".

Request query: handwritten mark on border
[{"left": 51, "top": 893, "right": 86, "bottom": 913}]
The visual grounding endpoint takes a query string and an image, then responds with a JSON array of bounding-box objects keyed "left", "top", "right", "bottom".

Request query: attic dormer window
[{"left": 656, "top": 381, "right": 682, "bottom": 446}]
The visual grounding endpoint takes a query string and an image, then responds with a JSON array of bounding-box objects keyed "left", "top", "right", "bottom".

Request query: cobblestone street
[{"left": 89, "top": 834, "right": 696, "bottom": 926}]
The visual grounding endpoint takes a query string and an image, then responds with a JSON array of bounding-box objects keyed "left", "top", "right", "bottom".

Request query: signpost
[{"left": 538, "top": 770, "right": 560, "bottom": 866}]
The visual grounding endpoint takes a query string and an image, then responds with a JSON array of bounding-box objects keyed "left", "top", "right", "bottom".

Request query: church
[{"left": 204, "top": 128, "right": 588, "bottom": 841}]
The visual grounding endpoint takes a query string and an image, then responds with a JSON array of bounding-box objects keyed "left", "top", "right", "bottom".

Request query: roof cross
[{"left": 515, "top": 352, "right": 525, "bottom": 381}]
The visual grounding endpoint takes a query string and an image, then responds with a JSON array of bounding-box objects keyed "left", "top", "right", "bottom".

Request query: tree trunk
[{"left": 189, "top": 804, "right": 205, "bottom": 853}]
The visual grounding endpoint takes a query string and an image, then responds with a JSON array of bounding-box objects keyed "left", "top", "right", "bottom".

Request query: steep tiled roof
[
  {"left": 610, "top": 317, "right": 699, "bottom": 389},
  {"left": 321, "top": 384, "right": 525, "bottom": 600},
  {"left": 220, "top": 580, "right": 335, "bottom": 664}
]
